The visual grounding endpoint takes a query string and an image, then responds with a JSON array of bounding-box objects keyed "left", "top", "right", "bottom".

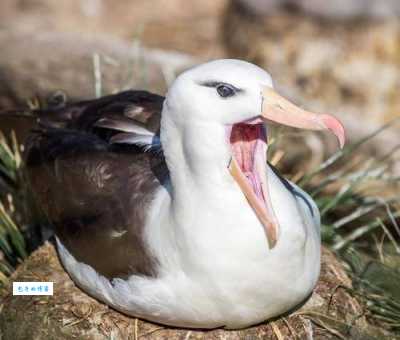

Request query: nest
[{"left": 0, "top": 241, "right": 388, "bottom": 339}]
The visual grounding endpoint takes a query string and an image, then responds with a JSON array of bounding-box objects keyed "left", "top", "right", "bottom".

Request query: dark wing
[{"left": 25, "top": 90, "right": 168, "bottom": 280}]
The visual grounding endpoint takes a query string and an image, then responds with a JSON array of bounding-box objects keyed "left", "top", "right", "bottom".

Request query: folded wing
[{"left": 24, "top": 90, "right": 167, "bottom": 279}]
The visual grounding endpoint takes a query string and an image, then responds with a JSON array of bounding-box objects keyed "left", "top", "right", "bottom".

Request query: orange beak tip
[{"left": 320, "top": 114, "right": 346, "bottom": 149}]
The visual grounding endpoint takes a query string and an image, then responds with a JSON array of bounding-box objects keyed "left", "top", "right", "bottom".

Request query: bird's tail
[
  {"left": 0, "top": 90, "right": 69, "bottom": 144},
  {"left": 0, "top": 110, "right": 39, "bottom": 145}
]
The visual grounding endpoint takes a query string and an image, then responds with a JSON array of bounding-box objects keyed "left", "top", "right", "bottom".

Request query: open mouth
[
  {"left": 226, "top": 86, "right": 345, "bottom": 249},
  {"left": 219, "top": 84, "right": 344, "bottom": 249},
  {"left": 227, "top": 121, "right": 279, "bottom": 249},
  {"left": 230, "top": 123, "right": 268, "bottom": 205}
]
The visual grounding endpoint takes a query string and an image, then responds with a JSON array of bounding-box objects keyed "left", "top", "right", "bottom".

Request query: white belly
[{"left": 57, "top": 166, "right": 320, "bottom": 329}]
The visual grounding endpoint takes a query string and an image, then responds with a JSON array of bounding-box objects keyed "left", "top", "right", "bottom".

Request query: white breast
[{"left": 56, "top": 166, "right": 320, "bottom": 329}]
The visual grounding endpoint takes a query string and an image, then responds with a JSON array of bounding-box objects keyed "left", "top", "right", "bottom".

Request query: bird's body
[
  {"left": 57, "top": 159, "right": 320, "bottom": 328},
  {"left": 8, "top": 59, "right": 344, "bottom": 329}
]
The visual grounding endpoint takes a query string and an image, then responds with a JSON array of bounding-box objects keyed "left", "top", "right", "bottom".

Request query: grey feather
[
  {"left": 95, "top": 118, "right": 154, "bottom": 136},
  {"left": 111, "top": 132, "right": 162, "bottom": 153}
]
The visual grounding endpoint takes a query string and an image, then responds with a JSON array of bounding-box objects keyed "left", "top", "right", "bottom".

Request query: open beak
[{"left": 228, "top": 86, "right": 345, "bottom": 249}]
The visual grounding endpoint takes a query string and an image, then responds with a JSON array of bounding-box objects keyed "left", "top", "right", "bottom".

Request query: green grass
[
  {"left": 294, "top": 118, "right": 400, "bottom": 332},
  {"left": 0, "top": 131, "right": 28, "bottom": 286}
]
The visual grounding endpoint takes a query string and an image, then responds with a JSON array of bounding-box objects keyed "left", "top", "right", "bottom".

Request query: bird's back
[{"left": 3, "top": 90, "right": 168, "bottom": 279}]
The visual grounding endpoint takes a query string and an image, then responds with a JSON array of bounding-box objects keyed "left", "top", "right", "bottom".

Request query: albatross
[{"left": 18, "top": 59, "right": 345, "bottom": 329}]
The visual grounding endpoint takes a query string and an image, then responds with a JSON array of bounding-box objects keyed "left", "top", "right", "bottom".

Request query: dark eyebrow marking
[{"left": 197, "top": 81, "right": 244, "bottom": 93}]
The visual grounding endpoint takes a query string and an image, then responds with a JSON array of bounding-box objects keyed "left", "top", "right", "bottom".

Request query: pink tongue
[
  {"left": 229, "top": 123, "right": 280, "bottom": 248},
  {"left": 230, "top": 123, "right": 259, "bottom": 171},
  {"left": 230, "top": 123, "right": 266, "bottom": 201}
]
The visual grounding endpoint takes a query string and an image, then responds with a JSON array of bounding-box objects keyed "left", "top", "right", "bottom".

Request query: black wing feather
[{"left": 24, "top": 90, "right": 167, "bottom": 279}]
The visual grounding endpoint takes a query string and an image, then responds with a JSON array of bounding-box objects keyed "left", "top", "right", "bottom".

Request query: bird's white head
[
  {"left": 165, "top": 59, "right": 273, "bottom": 125},
  {"left": 161, "top": 59, "right": 345, "bottom": 249}
]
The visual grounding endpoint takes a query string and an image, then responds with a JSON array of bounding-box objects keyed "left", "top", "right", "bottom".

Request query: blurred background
[
  {"left": 1, "top": 0, "right": 400, "bottom": 167},
  {"left": 1, "top": 0, "right": 400, "bottom": 337}
]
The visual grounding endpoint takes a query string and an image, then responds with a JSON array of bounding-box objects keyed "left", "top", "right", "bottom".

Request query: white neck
[{"left": 160, "top": 105, "right": 233, "bottom": 207}]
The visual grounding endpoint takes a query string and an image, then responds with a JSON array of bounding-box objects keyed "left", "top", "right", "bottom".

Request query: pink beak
[
  {"left": 261, "top": 87, "right": 345, "bottom": 148},
  {"left": 229, "top": 86, "right": 345, "bottom": 249}
]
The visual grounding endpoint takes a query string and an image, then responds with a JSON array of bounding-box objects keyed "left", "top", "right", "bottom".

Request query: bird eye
[{"left": 216, "top": 84, "right": 236, "bottom": 98}]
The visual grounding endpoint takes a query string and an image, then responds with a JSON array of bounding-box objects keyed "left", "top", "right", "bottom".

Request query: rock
[
  {"left": 0, "top": 25, "right": 197, "bottom": 109},
  {"left": 234, "top": 0, "right": 400, "bottom": 19},
  {"left": 0, "top": 242, "right": 387, "bottom": 339},
  {"left": 0, "top": 0, "right": 227, "bottom": 58}
]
